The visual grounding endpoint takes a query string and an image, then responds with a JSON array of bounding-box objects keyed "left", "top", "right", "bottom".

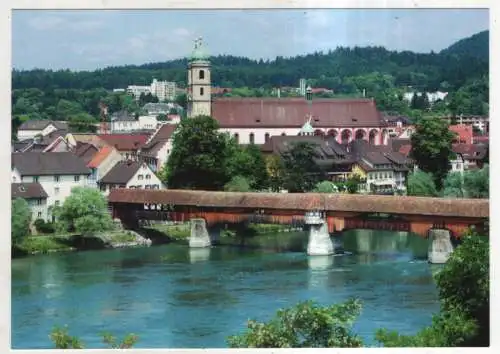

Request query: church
[{"left": 186, "top": 38, "right": 389, "bottom": 146}]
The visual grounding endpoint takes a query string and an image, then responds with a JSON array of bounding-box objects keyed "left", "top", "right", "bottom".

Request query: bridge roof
[{"left": 108, "top": 189, "right": 489, "bottom": 219}]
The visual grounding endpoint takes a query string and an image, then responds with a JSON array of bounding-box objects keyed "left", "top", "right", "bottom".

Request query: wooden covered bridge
[{"left": 107, "top": 189, "right": 489, "bottom": 238}]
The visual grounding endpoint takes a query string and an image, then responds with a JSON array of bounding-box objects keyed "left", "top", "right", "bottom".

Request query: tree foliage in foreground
[
  {"left": 227, "top": 299, "right": 363, "bottom": 348},
  {"left": 50, "top": 326, "right": 138, "bottom": 349},
  {"left": 11, "top": 198, "right": 32, "bottom": 245},
  {"left": 55, "top": 187, "right": 113, "bottom": 234}
]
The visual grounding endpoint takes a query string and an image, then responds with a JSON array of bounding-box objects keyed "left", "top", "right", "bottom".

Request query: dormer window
[{"left": 256, "top": 119, "right": 261, "bottom": 123}]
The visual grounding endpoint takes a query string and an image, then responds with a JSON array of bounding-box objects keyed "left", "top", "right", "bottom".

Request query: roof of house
[
  {"left": 211, "top": 97, "right": 385, "bottom": 128},
  {"left": 449, "top": 124, "right": 473, "bottom": 144},
  {"left": 19, "top": 120, "right": 68, "bottom": 131},
  {"left": 111, "top": 110, "right": 136, "bottom": 122},
  {"left": 74, "top": 142, "right": 99, "bottom": 164},
  {"left": 99, "top": 160, "right": 143, "bottom": 184},
  {"left": 12, "top": 152, "right": 91, "bottom": 176},
  {"left": 87, "top": 146, "right": 115, "bottom": 168},
  {"left": 66, "top": 133, "right": 107, "bottom": 148},
  {"left": 98, "top": 134, "right": 150, "bottom": 151},
  {"left": 11, "top": 182, "right": 48, "bottom": 199},
  {"left": 452, "top": 143, "right": 488, "bottom": 160}
]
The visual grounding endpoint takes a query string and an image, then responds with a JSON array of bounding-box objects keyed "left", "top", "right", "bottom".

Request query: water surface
[{"left": 11, "top": 230, "right": 440, "bottom": 348}]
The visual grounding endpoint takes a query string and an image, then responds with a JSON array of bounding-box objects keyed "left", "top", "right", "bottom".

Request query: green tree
[
  {"left": 68, "top": 112, "right": 98, "bottom": 133},
  {"left": 406, "top": 171, "right": 439, "bottom": 197},
  {"left": 463, "top": 165, "right": 489, "bottom": 198},
  {"left": 50, "top": 326, "right": 138, "bottom": 349},
  {"left": 442, "top": 171, "right": 465, "bottom": 198},
  {"left": 228, "top": 299, "right": 363, "bottom": 348},
  {"left": 11, "top": 198, "right": 31, "bottom": 245},
  {"left": 313, "top": 181, "right": 338, "bottom": 193},
  {"left": 162, "top": 115, "right": 231, "bottom": 190},
  {"left": 224, "top": 176, "right": 252, "bottom": 192},
  {"left": 410, "top": 116, "right": 456, "bottom": 189},
  {"left": 281, "top": 142, "right": 325, "bottom": 193},
  {"left": 226, "top": 140, "right": 269, "bottom": 190},
  {"left": 175, "top": 93, "right": 187, "bottom": 110},
  {"left": 55, "top": 187, "right": 113, "bottom": 235}
]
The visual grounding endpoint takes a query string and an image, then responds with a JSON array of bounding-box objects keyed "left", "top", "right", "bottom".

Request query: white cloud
[
  {"left": 28, "top": 15, "right": 104, "bottom": 32},
  {"left": 173, "top": 27, "right": 192, "bottom": 38},
  {"left": 28, "top": 16, "right": 65, "bottom": 30}
]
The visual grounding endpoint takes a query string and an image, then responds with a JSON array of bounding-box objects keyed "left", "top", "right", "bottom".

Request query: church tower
[{"left": 187, "top": 37, "right": 211, "bottom": 118}]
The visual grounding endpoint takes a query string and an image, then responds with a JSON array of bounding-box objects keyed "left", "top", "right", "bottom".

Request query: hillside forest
[{"left": 11, "top": 30, "right": 489, "bottom": 140}]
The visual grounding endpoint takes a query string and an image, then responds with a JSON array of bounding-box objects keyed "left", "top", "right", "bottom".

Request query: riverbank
[{"left": 12, "top": 230, "right": 151, "bottom": 258}]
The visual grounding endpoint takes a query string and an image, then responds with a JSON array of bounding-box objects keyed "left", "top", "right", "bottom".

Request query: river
[{"left": 11, "top": 230, "right": 441, "bottom": 349}]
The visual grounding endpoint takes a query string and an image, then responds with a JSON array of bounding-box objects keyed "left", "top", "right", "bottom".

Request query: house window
[
  {"left": 55, "top": 201, "right": 60, "bottom": 207},
  {"left": 37, "top": 212, "right": 42, "bottom": 218},
  {"left": 55, "top": 187, "right": 60, "bottom": 195},
  {"left": 199, "top": 70, "right": 205, "bottom": 80},
  {"left": 145, "top": 185, "right": 151, "bottom": 189},
  {"left": 265, "top": 133, "right": 270, "bottom": 142},
  {"left": 200, "top": 87, "right": 204, "bottom": 96},
  {"left": 138, "top": 175, "right": 144, "bottom": 180},
  {"left": 33, "top": 176, "right": 39, "bottom": 182},
  {"left": 234, "top": 133, "right": 239, "bottom": 143},
  {"left": 146, "top": 174, "right": 151, "bottom": 180},
  {"left": 12, "top": 176, "right": 16, "bottom": 182},
  {"left": 36, "top": 199, "right": 43, "bottom": 205},
  {"left": 54, "top": 175, "right": 60, "bottom": 182},
  {"left": 74, "top": 176, "right": 80, "bottom": 182},
  {"left": 249, "top": 132, "right": 255, "bottom": 144}
]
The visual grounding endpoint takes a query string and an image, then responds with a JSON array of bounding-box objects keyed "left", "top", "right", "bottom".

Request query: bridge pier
[
  {"left": 305, "top": 212, "right": 334, "bottom": 256},
  {"left": 189, "top": 218, "right": 212, "bottom": 248},
  {"left": 428, "top": 229, "right": 454, "bottom": 264}
]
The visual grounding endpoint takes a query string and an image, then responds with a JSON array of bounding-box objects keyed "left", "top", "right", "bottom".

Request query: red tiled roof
[
  {"left": 212, "top": 97, "right": 384, "bottom": 128},
  {"left": 88, "top": 146, "right": 114, "bottom": 168},
  {"left": 449, "top": 125, "right": 473, "bottom": 145},
  {"left": 98, "top": 134, "right": 150, "bottom": 151}
]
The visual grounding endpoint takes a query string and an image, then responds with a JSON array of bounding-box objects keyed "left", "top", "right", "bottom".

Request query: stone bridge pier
[
  {"left": 428, "top": 229, "right": 454, "bottom": 264},
  {"left": 305, "top": 211, "right": 335, "bottom": 256},
  {"left": 189, "top": 218, "right": 212, "bottom": 248}
]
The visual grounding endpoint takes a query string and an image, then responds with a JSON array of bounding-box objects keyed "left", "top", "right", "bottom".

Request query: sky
[{"left": 12, "top": 9, "right": 489, "bottom": 71}]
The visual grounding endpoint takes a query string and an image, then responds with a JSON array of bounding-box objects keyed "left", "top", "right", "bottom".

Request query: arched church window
[
  {"left": 265, "top": 133, "right": 270, "bottom": 142},
  {"left": 199, "top": 70, "right": 205, "bottom": 80},
  {"left": 249, "top": 132, "right": 255, "bottom": 144},
  {"left": 234, "top": 133, "right": 239, "bottom": 143}
]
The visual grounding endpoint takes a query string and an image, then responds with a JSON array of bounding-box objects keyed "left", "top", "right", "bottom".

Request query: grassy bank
[{"left": 12, "top": 231, "right": 142, "bottom": 258}]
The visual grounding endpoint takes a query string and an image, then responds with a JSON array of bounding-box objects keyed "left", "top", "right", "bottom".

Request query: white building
[
  {"left": 403, "top": 91, "right": 448, "bottom": 104},
  {"left": 98, "top": 160, "right": 164, "bottom": 195},
  {"left": 11, "top": 182, "right": 49, "bottom": 222},
  {"left": 126, "top": 80, "right": 177, "bottom": 102},
  {"left": 17, "top": 120, "right": 68, "bottom": 141},
  {"left": 139, "top": 124, "right": 178, "bottom": 172},
  {"left": 11, "top": 152, "right": 92, "bottom": 221}
]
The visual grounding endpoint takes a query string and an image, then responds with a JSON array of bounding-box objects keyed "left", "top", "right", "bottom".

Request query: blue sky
[{"left": 12, "top": 9, "right": 489, "bottom": 71}]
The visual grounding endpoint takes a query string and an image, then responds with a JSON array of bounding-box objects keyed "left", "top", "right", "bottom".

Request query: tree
[
  {"left": 406, "top": 171, "right": 439, "bottom": 197},
  {"left": 228, "top": 299, "right": 363, "bottom": 348},
  {"left": 463, "top": 165, "right": 489, "bottom": 198},
  {"left": 410, "top": 116, "right": 456, "bottom": 189},
  {"left": 55, "top": 187, "right": 113, "bottom": 234},
  {"left": 68, "top": 112, "right": 98, "bottom": 133},
  {"left": 224, "top": 176, "right": 252, "bottom": 192},
  {"left": 265, "top": 154, "right": 285, "bottom": 192},
  {"left": 175, "top": 93, "right": 187, "bottom": 110},
  {"left": 50, "top": 326, "right": 138, "bottom": 349},
  {"left": 313, "top": 181, "right": 338, "bottom": 193},
  {"left": 162, "top": 115, "right": 232, "bottom": 190},
  {"left": 281, "top": 142, "right": 325, "bottom": 193},
  {"left": 11, "top": 198, "right": 31, "bottom": 245},
  {"left": 226, "top": 140, "right": 269, "bottom": 190},
  {"left": 442, "top": 171, "right": 465, "bottom": 198}
]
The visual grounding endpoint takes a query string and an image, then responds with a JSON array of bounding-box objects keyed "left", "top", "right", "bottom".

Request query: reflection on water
[{"left": 12, "top": 230, "right": 439, "bottom": 349}]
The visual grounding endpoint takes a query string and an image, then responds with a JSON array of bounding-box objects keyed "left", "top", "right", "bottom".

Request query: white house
[
  {"left": 98, "top": 160, "right": 164, "bottom": 195},
  {"left": 11, "top": 152, "right": 92, "bottom": 221},
  {"left": 110, "top": 111, "right": 139, "bottom": 132},
  {"left": 11, "top": 182, "right": 49, "bottom": 222},
  {"left": 17, "top": 120, "right": 68, "bottom": 141},
  {"left": 139, "top": 124, "right": 177, "bottom": 172},
  {"left": 138, "top": 115, "right": 159, "bottom": 130}
]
